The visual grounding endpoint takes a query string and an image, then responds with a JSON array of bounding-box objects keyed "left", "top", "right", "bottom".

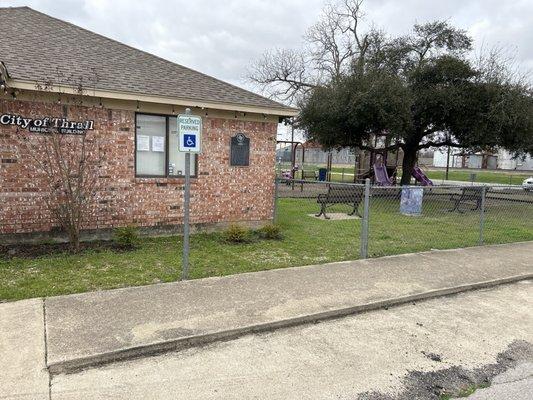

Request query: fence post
[
  {"left": 360, "top": 178, "right": 371, "bottom": 259},
  {"left": 273, "top": 177, "right": 279, "bottom": 223},
  {"left": 479, "top": 185, "right": 486, "bottom": 245}
]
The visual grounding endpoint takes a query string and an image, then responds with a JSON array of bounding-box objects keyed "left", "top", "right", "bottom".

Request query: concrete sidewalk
[
  {"left": 50, "top": 281, "right": 533, "bottom": 400},
  {"left": 42, "top": 241, "right": 533, "bottom": 375},
  {"left": 0, "top": 299, "right": 49, "bottom": 399}
]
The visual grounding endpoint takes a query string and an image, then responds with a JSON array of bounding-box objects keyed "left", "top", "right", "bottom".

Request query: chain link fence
[{"left": 275, "top": 178, "right": 533, "bottom": 261}]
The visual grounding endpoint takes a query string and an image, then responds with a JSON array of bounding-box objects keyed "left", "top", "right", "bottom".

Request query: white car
[{"left": 523, "top": 177, "right": 533, "bottom": 191}]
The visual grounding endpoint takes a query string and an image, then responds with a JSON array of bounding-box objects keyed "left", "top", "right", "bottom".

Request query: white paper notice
[
  {"left": 137, "top": 135, "right": 150, "bottom": 151},
  {"left": 152, "top": 136, "right": 165, "bottom": 152}
]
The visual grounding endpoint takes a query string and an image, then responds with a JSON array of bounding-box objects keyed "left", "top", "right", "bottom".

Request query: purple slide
[
  {"left": 373, "top": 163, "right": 393, "bottom": 186},
  {"left": 412, "top": 166, "right": 433, "bottom": 186}
]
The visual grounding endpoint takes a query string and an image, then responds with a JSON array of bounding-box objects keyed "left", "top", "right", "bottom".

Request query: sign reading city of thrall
[{"left": 0, "top": 113, "right": 95, "bottom": 135}]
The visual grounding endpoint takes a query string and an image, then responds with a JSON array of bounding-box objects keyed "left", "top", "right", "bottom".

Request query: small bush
[
  {"left": 113, "top": 226, "right": 139, "bottom": 249},
  {"left": 257, "top": 224, "right": 283, "bottom": 240},
  {"left": 223, "top": 224, "right": 253, "bottom": 243}
]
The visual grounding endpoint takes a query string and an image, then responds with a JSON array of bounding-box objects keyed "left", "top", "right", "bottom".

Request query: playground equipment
[
  {"left": 373, "top": 162, "right": 394, "bottom": 186},
  {"left": 280, "top": 169, "right": 292, "bottom": 184},
  {"left": 276, "top": 140, "right": 304, "bottom": 180},
  {"left": 355, "top": 132, "right": 400, "bottom": 184},
  {"left": 412, "top": 166, "right": 434, "bottom": 186}
]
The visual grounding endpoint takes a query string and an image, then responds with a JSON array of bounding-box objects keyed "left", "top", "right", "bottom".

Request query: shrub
[
  {"left": 223, "top": 224, "right": 253, "bottom": 243},
  {"left": 113, "top": 226, "right": 139, "bottom": 249},
  {"left": 257, "top": 224, "right": 283, "bottom": 240}
]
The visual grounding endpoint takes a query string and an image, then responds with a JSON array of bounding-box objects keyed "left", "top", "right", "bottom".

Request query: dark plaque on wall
[{"left": 230, "top": 133, "right": 250, "bottom": 166}]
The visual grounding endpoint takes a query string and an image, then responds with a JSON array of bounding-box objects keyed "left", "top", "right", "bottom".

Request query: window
[{"left": 135, "top": 113, "right": 197, "bottom": 177}]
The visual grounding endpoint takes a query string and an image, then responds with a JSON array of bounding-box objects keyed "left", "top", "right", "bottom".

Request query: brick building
[{"left": 0, "top": 7, "right": 296, "bottom": 243}]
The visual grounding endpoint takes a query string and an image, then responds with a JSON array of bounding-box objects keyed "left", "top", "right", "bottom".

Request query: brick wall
[{"left": 0, "top": 99, "right": 277, "bottom": 241}]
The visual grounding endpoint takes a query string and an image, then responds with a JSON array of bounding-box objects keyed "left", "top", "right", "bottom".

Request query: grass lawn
[
  {"left": 368, "top": 195, "right": 533, "bottom": 256},
  {"left": 423, "top": 169, "right": 531, "bottom": 185},
  {"left": 283, "top": 163, "right": 531, "bottom": 185},
  {"left": 1, "top": 197, "right": 532, "bottom": 301}
]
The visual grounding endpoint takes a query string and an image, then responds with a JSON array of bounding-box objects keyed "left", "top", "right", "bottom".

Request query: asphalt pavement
[{"left": 469, "top": 362, "right": 533, "bottom": 400}]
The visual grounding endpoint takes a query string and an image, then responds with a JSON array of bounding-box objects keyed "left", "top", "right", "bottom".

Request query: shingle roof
[{"left": 0, "top": 7, "right": 295, "bottom": 114}]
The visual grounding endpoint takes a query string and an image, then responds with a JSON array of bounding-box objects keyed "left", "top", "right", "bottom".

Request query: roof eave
[
  {"left": 7, "top": 78, "right": 299, "bottom": 117},
  {"left": 0, "top": 61, "right": 10, "bottom": 84}
]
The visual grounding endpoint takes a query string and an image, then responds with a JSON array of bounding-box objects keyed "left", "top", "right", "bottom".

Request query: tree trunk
[
  {"left": 68, "top": 228, "right": 80, "bottom": 253},
  {"left": 400, "top": 145, "right": 418, "bottom": 185}
]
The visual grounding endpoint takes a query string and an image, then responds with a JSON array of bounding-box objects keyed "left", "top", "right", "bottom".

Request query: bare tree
[
  {"left": 249, "top": 0, "right": 378, "bottom": 103},
  {"left": 249, "top": 48, "right": 316, "bottom": 103},
  {"left": 19, "top": 70, "right": 102, "bottom": 251}
]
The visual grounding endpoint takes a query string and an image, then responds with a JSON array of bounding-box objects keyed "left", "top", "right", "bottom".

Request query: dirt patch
[
  {"left": 0, "top": 241, "right": 132, "bottom": 259},
  {"left": 357, "top": 340, "right": 533, "bottom": 400},
  {"left": 308, "top": 213, "right": 361, "bottom": 220}
]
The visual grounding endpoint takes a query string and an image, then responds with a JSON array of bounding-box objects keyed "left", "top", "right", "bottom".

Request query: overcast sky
[{"left": 1, "top": 0, "right": 532, "bottom": 140}]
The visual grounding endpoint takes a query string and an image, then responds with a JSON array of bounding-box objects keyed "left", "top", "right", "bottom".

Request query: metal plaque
[{"left": 230, "top": 133, "right": 250, "bottom": 166}]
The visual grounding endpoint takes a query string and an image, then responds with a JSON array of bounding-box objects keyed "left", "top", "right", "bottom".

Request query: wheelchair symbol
[{"left": 184, "top": 134, "right": 196, "bottom": 148}]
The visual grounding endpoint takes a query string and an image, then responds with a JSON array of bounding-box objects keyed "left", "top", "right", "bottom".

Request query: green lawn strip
[{"left": 1, "top": 198, "right": 531, "bottom": 301}]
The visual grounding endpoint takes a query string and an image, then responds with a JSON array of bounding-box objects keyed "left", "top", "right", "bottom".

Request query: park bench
[
  {"left": 316, "top": 185, "right": 364, "bottom": 219},
  {"left": 298, "top": 169, "right": 319, "bottom": 191},
  {"left": 449, "top": 186, "right": 489, "bottom": 213},
  {"left": 301, "top": 169, "right": 318, "bottom": 180}
]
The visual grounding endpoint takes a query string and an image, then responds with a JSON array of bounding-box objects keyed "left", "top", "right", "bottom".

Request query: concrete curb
[{"left": 47, "top": 273, "right": 533, "bottom": 376}]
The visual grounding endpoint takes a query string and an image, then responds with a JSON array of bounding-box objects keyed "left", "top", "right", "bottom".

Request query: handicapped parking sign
[
  {"left": 184, "top": 134, "right": 196, "bottom": 148},
  {"left": 178, "top": 113, "right": 202, "bottom": 153}
]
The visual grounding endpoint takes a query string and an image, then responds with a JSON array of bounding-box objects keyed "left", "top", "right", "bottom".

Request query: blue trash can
[{"left": 318, "top": 168, "right": 328, "bottom": 181}]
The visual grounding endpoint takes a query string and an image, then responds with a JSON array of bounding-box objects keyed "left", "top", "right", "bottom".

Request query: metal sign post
[
  {"left": 183, "top": 151, "right": 191, "bottom": 279},
  {"left": 177, "top": 108, "right": 202, "bottom": 280}
]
